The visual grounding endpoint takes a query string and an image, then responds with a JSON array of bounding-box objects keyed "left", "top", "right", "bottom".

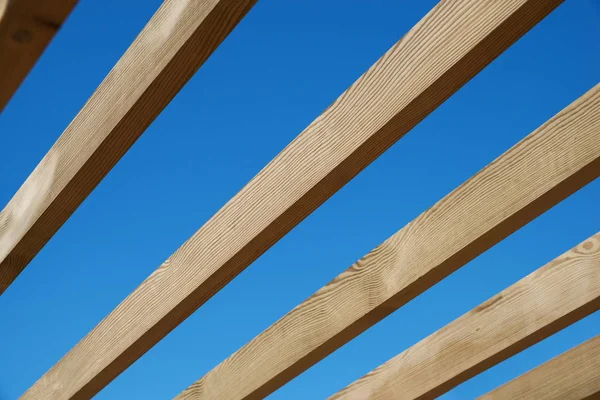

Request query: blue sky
[{"left": 1, "top": 0, "right": 599, "bottom": 399}]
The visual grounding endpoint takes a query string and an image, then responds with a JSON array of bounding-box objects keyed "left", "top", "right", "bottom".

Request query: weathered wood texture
[
  {"left": 479, "top": 335, "right": 600, "bottom": 400},
  {"left": 21, "top": 0, "right": 566, "bottom": 398},
  {"left": 176, "top": 84, "right": 600, "bottom": 400},
  {"left": 331, "top": 234, "right": 600, "bottom": 400},
  {"left": 0, "top": 0, "right": 257, "bottom": 295},
  {"left": 0, "top": 0, "right": 78, "bottom": 113}
]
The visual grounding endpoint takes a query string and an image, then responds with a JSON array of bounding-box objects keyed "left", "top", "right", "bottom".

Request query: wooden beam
[
  {"left": 0, "top": 0, "right": 78, "bottom": 113},
  {"left": 21, "top": 0, "right": 565, "bottom": 398},
  {"left": 478, "top": 335, "right": 600, "bottom": 400},
  {"left": 331, "top": 234, "right": 600, "bottom": 400},
  {"left": 0, "top": 0, "right": 258, "bottom": 295},
  {"left": 176, "top": 85, "right": 600, "bottom": 400}
]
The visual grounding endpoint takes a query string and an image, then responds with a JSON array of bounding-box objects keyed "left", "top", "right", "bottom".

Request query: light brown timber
[
  {"left": 331, "top": 234, "right": 600, "bottom": 400},
  {"left": 177, "top": 84, "right": 600, "bottom": 400},
  {"left": 0, "top": 0, "right": 258, "bottom": 295},
  {"left": 479, "top": 335, "right": 600, "bottom": 400},
  {"left": 22, "top": 0, "right": 566, "bottom": 398},
  {"left": 0, "top": 0, "right": 78, "bottom": 113}
]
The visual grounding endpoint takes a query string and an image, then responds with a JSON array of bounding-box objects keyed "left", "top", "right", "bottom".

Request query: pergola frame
[{"left": 1, "top": 0, "right": 597, "bottom": 399}]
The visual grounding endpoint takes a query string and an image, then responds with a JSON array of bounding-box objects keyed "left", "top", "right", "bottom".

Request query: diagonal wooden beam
[
  {"left": 176, "top": 84, "right": 600, "bottom": 400},
  {"left": 0, "top": 0, "right": 79, "bottom": 113},
  {"left": 478, "top": 335, "right": 600, "bottom": 400},
  {"left": 0, "top": 0, "right": 258, "bottom": 295},
  {"left": 331, "top": 233, "right": 600, "bottom": 400},
  {"left": 21, "top": 0, "right": 565, "bottom": 398}
]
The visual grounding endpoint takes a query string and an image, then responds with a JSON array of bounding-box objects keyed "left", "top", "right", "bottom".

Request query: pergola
[{"left": 1, "top": 0, "right": 598, "bottom": 399}]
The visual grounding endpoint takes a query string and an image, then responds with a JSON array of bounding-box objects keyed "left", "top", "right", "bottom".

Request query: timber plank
[
  {"left": 0, "top": 0, "right": 78, "bottom": 113},
  {"left": 478, "top": 335, "right": 600, "bottom": 400},
  {"left": 21, "top": 0, "right": 565, "bottom": 398},
  {"left": 177, "top": 85, "right": 600, "bottom": 400},
  {"left": 0, "top": 0, "right": 257, "bottom": 294},
  {"left": 331, "top": 234, "right": 600, "bottom": 400}
]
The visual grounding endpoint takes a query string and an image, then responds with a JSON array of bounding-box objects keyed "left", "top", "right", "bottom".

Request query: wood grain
[
  {"left": 331, "top": 233, "right": 600, "bottom": 400},
  {"left": 176, "top": 84, "right": 600, "bottom": 400},
  {"left": 20, "top": 0, "right": 564, "bottom": 398},
  {"left": 479, "top": 335, "right": 600, "bottom": 400},
  {"left": 0, "top": 0, "right": 78, "bottom": 113},
  {"left": 0, "top": 0, "right": 257, "bottom": 295}
]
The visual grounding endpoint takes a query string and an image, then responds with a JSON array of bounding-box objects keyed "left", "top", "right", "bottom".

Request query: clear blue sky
[{"left": 1, "top": 0, "right": 599, "bottom": 399}]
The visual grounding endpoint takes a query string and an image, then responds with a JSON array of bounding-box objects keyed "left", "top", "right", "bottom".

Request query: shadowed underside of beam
[
  {"left": 20, "top": 0, "right": 567, "bottom": 399},
  {"left": 176, "top": 84, "right": 600, "bottom": 400},
  {"left": 331, "top": 233, "right": 600, "bottom": 399},
  {"left": 0, "top": 0, "right": 78, "bottom": 114},
  {"left": 478, "top": 335, "right": 600, "bottom": 400},
  {"left": 0, "top": 0, "right": 258, "bottom": 296}
]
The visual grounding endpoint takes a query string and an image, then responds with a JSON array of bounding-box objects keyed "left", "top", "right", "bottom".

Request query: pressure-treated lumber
[
  {"left": 176, "top": 84, "right": 600, "bottom": 400},
  {"left": 0, "top": 0, "right": 257, "bottom": 295},
  {"left": 479, "top": 335, "right": 600, "bottom": 400},
  {"left": 0, "top": 0, "right": 78, "bottom": 113},
  {"left": 331, "top": 233, "right": 600, "bottom": 400},
  {"left": 22, "top": 0, "right": 564, "bottom": 398}
]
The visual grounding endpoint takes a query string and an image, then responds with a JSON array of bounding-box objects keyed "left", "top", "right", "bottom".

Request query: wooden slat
[
  {"left": 21, "top": 0, "right": 564, "bottom": 398},
  {"left": 176, "top": 85, "right": 600, "bottom": 400},
  {"left": 0, "top": 0, "right": 78, "bottom": 113},
  {"left": 0, "top": 0, "right": 258, "bottom": 295},
  {"left": 479, "top": 335, "right": 600, "bottom": 400},
  {"left": 331, "top": 234, "right": 600, "bottom": 400}
]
